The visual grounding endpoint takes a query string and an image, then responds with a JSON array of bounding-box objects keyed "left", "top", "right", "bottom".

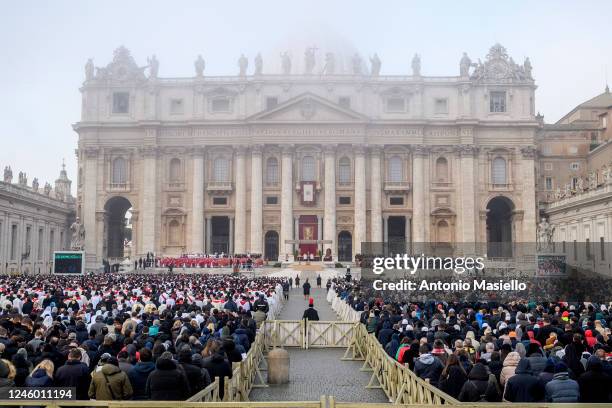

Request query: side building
[{"left": 0, "top": 164, "right": 76, "bottom": 274}]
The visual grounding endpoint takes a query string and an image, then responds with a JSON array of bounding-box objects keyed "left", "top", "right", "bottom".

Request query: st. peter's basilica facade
[{"left": 75, "top": 43, "right": 539, "bottom": 267}]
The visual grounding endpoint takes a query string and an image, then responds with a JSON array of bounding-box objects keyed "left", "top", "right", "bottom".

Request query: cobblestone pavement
[{"left": 250, "top": 269, "right": 389, "bottom": 403}]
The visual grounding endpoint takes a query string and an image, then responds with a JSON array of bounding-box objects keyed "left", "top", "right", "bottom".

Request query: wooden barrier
[
  {"left": 186, "top": 376, "right": 221, "bottom": 402},
  {"left": 306, "top": 321, "right": 356, "bottom": 348},
  {"left": 329, "top": 291, "right": 460, "bottom": 405},
  {"left": 222, "top": 330, "right": 269, "bottom": 402}
]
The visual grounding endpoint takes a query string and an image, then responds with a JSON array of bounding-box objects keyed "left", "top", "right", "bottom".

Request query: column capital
[
  {"left": 520, "top": 145, "right": 537, "bottom": 159},
  {"left": 139, "top": 145, "right": 159, "bottom": 158},
  {"left": 352, "top": 144, "right": 367, "bottom": 155},
  {"left": 251, "top": 144, "right": 264, "bottom": 155},
  {"left": 323, "top": 144, "right": 337, "bottom": 155},
  {"left": 281, "top": 144, "right": 294, "bottom": 156},
  {"left": 83, "top": 147, "right": 100, "bottom": 159},
  {"left": 369, "top": 145, "right": 383, "bottom": 155},
  {"left": 190, "top": 146, "right": 205, "bottom": 156},
  {"left": 456, "top": 144, "right": 479, "bottom": 157},
  {"left": 412, "top": 145, "right": 430, "bottom": 157},
  {"left": 234, "top": 145, "right": 248, "bottom": 156}
]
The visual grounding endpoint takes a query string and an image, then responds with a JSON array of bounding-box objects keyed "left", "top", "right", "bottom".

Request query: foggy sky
[{"left": 1, "top": 0, "right": 611, "bottom": 191}]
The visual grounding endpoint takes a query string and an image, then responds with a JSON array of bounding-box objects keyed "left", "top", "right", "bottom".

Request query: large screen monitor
[{"left": 53, "top": 251, "right": 85, "bottom": 275}]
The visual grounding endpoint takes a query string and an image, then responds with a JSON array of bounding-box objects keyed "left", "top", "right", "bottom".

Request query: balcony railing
[
  {"left": 108, "top": 182, "right": 129, "bottom": 191},
  {"left": 206, "top": 181, "right": 233, "bottom": 193},
  {"left": 384, "top": 181, "right": 411, "bottom": 193},
  {"left": 166, "top": 182, "right": 186, "bottom": 191},
  {"left": 489, "top": 183, "right": 512, "bottom": 191}
]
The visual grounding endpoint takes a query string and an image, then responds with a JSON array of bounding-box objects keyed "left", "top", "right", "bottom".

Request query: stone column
[
  {"left": 205, "top": 216, "right": 212, "bottom": 254},
  {"left": 412, "top": 146, "right": 427, "bottom": 245},
  {"left": 294, "top": 216, "right": 299, "bottom": 256},
  {"left": 370, "top": 146, "right": 383, "bottom": 243},
  {"left": 250, "top": 145, "right": 263, "bottom": 254},
  {"left": 82, "top": 147, "right": 99, "bottom": 267},
  {"left": 141, "top": 145, "right": 158, "bottom": 255},
  {"left": 354, "top": 145, "right": 367, "bottom": 256},
  {"left": 280, "top": 146, "right": 293, "bottom": 260},
  {"left": 459, "top": 143, "right": 477, "bottom": 251},
  {"left": 383, "top": 215, "right": 389, "bottom": 255},
  {"left": 323, "top": 146, "right": 336, "bottom": 258},
  {"left": 234, "top": 147, "right": 247, "bottom": 254},
  {"left": 191, "top": 148, "right": 204, "bottom": 253},
  {"left": 521, "top": 146, "right": 537, "bottom": 243}
]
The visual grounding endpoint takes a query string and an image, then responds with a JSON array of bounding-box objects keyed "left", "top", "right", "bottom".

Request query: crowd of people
[
  {"left": 333, "top": 279, "right": 612, "bottom": 402},
  {"left": 0, "top": 273, "right": 285, "bottom": 400},
  {"left": 157, "top": 254, "right": 264, "bottom": 270}
]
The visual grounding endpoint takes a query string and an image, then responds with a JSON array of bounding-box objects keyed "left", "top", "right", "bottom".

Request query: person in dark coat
[
  {"left": 302, "top": 298, "right": 320, "bottom": 321},
  {"left": 11, "top": 350, "right": 30, "bottom": 386},
  {"left": 439, "top": 354, "right": 468, "bottom": 399},
  {"left": 545, "top": 362, "right": 580, "bottom": 402},
  {"left": 295, "top": 275, "right": 300, "bottom": 288},
  {"left": 302, "top": 279, "right": 311, "bottom": 300},
  {"left": 577, "top": 355, "right": 612, "bottom": 402},
  {"left": 414, "top": 344, "right": 444, "bottom": 387},
  {"left": 222, "top": 339, "right": 242, "bottom": 363},
  {"left": 316, "top": 275, "right": 322, "bottom": 288},
  {"left": 128, "top": 348, "right": 156, "bottom": 400},
  {"left": 503, "top": 358, "right": 544, "bottom": 402},
  {"left": 55, "top": 349, "right": 91, "bottom": 400},
  {"left": 384, "top": 333, "right": 400, "bottom": 358},
  {"left": 145, "top": 356, "right": 190, "bottom": 400},
  {"left": 178, "top": 348, "right": 205, "bottom": 398},
  {"left": 201, "top": 343, "right": 233, "bottom": 400},
  {"left": 458, "top": 362, "right": 501, "bottom": 402}
]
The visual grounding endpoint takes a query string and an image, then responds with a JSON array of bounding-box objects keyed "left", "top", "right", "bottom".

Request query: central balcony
[
  {"left": 206, "top": 181, "right": 233, "bottom": 194},
  {"left": 384, "top": 181, "right": 411, "bottom": 194}
]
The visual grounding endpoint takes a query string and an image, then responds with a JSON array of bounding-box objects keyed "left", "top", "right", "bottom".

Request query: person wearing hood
[
  {"left": 55, "top": 348, "right": 91, "bottom": 400},
  {"left": 89, "top": 356, "right": 133, "bottom": 400},
  {"left": 500, "top": 351, "right": 520, "bottom": 386},
  {"left": 537, "top": 358, "right": 556, "bottom": 388},
  {"left": 526, "top": 344, "right": 548, "bottom": 376},
  {"left": 145, "top": 355, "right": 189, "bottom": 400},
  {"left": 503, "top": 359, "right": 543, "bottom": 402},
  {"left": 458, "top": 362, "right": 501, "bottom": 402},
  {"left": 127, "top": 348, "right": 155, "bottom": 400},
  {"left": 578, "top": 355, "right": 612, "bottom": 402},
  {"left": 25, "top": 359, "right": 54, "bottom": 387},
  {"left": 377, "top": 320, "right": 395, "bottom": 347},
  {"left": 414, "top": 344, "right": 444, "bottom": 387},
  {"left": 385, "top": 333, "right": 400, "bottom": 358},
  {"left": 545, "top": 362, "right": 580, "bottom": 402},
  {"left": 11, "top": 348, "right": 31, "bottom": 386}
]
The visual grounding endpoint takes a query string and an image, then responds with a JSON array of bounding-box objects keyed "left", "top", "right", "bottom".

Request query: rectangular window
[
  {"left": 170, "top": 98, "right": 184, "bottom": 114},
  {"left": 569, "top": 162, "right": 579, "bottom": 170},
  {"left": 338, "top": 97, "right": 351, "bottom": 109},
  {"left": 572, "top": 177, "right": 578, "bottom": 189},
  {"left": 601, "top": 237, "right": 606, "bottom": 260},
  {"left": 338, "top": 196, "right": 351, "bottom": 205},
  {"left": 489, "top": 91, "right": 506, "bottom": 113},
  {"left": 545, "top": 177, "right": 553, "bottom": 190},
  {"left": 586, "top": 238, "right": 592, "bottom": 260},
  {"left": 265, "top": 196, "right": 278, "bottom": 205},
  {"left": 112, "top": 92, "right": 130, "bottom": 114},
  {"left": 266, "top": 97, "right": 278, "bottom": 110},
  {"left": 10, "top": 225, "right": 17, "bottom": 260},
  {"left": 389, "top": 196, "right": 404, "bottom": 205},
  {"left": 212, "top": 197, "right": 227, "bottom": 205},
  {"left": 386, "top": 97, "right": 406, "bottom": 112},
  {"left": 211, "top": 97, "right": 231, "bottom": 112},
  {"left": 573, "top": 240, "right": 577, "bottom": 261},
  {"left": 60, "top": 231, "right": 64, "bottom": 250},
  {"left": 37, "top": 228, "right": 44, "bottom": 260},
  {"left": 434, "top": 98, "right": 448, "bottom": 114},
  {"left": 544, "top": 163, "right": 553, "bottom": 171}
]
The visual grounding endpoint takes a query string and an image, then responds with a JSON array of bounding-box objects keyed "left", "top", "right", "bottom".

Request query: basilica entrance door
[
  {"left": 264, "top": 230, "right": 279, "bottom": 261},
  {"left": 211, "top": 216, "right": 229, "bottom": 254},
  {"left": 388, "top": 216, "right": 406, "bottom": 255},
  {"left": 338, "top": 231, "right": 353, "bottom": 262}
]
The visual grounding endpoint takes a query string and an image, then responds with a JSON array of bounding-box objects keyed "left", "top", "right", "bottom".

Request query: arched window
[
  {"left": 491, "top": 157, "right": 507, "bottom": 185},
  {"left": 112, "top": 157, "right": 127, "bottom": 184},
  {"left": 213, "top": 157, "right": 229, "bottom": 182},
  {"left": 302, "top": 155, "right": 316, "bottom": 181},
  {"left": 338, "top": 157, "right": 351, "bottom": 185},
  {"left": 388, "top": 156, "right": 403, "bottom": 182},
  {"left": 168, "top": 220, "right": 180, "bottom": 245},
  {"left": 169, "top": 158, "right": 182, "bottom": 182},
  {"left": 266, "top": 157, "right": 279, "bottom": 185},
  {"left": 435, "top": 157, "right": 448, "bottom": 182},
  {"left": 437, "top": 220, "right": 450, "bottom": 243}
]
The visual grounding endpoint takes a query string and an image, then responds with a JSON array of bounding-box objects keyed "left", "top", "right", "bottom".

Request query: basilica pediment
[{"left": 247, "top": 93, "right": 368, "bottom": 123}]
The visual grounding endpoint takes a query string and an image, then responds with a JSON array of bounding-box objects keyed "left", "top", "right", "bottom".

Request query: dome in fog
[{"left": 261, "top": 26, "right": 369, "bottom": 75}]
